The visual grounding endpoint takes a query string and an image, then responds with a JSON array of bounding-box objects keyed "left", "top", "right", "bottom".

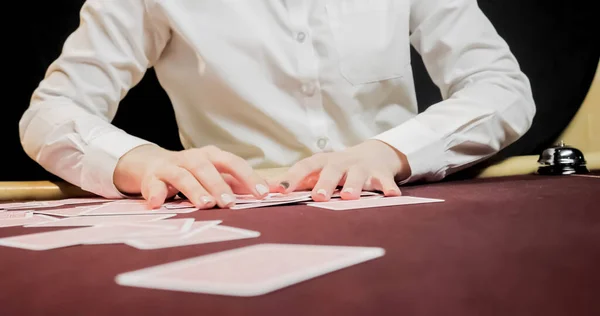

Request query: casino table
[{"left": 1, "top": 171, "right": 598, "bottom": 316}]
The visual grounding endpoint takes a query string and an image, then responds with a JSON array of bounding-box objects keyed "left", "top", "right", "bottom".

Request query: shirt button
[
  {"left": 301, "top": 83, "right": 315, "bottom": 96},
  {"left": 296, "top": 32, "right": 307, "bottom": 43},
  {"left": 317, "top": 137, "right": 329, "bottom": 150}
]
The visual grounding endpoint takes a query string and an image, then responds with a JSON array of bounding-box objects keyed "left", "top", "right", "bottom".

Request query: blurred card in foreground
[{"left": 115, "top": 243, "right": 384, "bottom": 296}]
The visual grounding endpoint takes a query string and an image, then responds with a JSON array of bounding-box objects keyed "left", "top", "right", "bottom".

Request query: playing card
[
  {"left": 83, "top": 219, "right": 220, "bottom": 245},
  {"left": 0, "top": 215, "right": 58, "bottom": 228},
  {"left": 84, "top": 219, "right": 222, "bottom": 245},
  {"left": 0, "top": 211, "right": 33, "bottom": 220},
  {"left": 233, "top": 190, "right": 382, "bottom": 207},
  {"left": 331, "top": 190, "right": 382, "bottom": 198},
  {"left": 0, "top": 201, "right": 49, "bottom": 210},
  {"left": 230, "top": 196, "right": 313, "bottom": 210},
  {"left": 125, "top": 225, "right": 260, "bottom": 250},
  {"left": 163, "top": 201, "right": 195, "bottom": 209},
  {"left": 81, "top": 200, "right": 197, "bottom": 216},
  {"left": 0, "top": 223, "right": 173, "bottom": 250},
  {"left": 0, "top": 198, "right": 114, "bottom": 210},
  {"left": 24, "top": 214, "right": 176, "bottom": 228},
  {"left": 306, "top": 196, "right": 444, "bottom": 211},
  {"left": 234, "top": 191, "right": 312, "bottom": 204},
  {"left": 115, "top": 243, "right": 385, "bottom": 296},
  {"left": 33, "top": 205, "right": 101, "bottom": 217}
]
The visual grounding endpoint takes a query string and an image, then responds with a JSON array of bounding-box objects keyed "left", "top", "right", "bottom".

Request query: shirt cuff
[
  {"left": 80, "top": 130, "right": 152, "bottom": 198},
  {"left": 371, "top": 118, "right": 447, "bottom": 184}
]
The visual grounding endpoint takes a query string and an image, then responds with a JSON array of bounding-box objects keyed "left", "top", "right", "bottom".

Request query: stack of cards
[
  {"left": 115, "top": 243, "right": 385, "bottom": 296},
  {"left": 227, "top": 190, "right": 383, "bottom": 210}
]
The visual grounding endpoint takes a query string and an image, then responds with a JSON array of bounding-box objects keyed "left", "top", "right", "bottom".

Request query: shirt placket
[{"left": 287, "top": 1, "right": 332, "bottom": 153}]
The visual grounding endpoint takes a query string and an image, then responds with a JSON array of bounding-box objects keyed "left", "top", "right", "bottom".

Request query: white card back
[
  {"left": 125, "top": 225, "right": 258, "bottom": 250},
  {"left": 0, "top": 215, "right": 58, "bottom": 228},
  {"left": 25, "top": 214, "right": 175, "bottom": 227},
  {"left": 115, "top": 243, "right": 384, "bottom": 296},
  {"left": 0, "top": 223, "right": 173, "bottom": 250},
  {"left": 307, "top": 196, "right": 444, "bottom": 210}
]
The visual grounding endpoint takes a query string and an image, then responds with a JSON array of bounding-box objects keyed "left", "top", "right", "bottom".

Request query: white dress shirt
[{"left": 20, "top": 0, "right": 536, "bottom": 198}]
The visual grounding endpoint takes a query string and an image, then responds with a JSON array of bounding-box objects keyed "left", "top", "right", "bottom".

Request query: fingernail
[
  {"left": 255, "top": 184, "right": 269, "bottom": 196},
  {"left": 200, "top": 196, "right": 214, "bottom": 206},
  {"left": 341, "top": 188, "right": 354, "bottom": 194},
  {"left": 279, "top": 181, "right": 290, "bottom": 190},
  {"left": 316, "top": 189, "right": 327, "bottom": 197},
  {"left": 220, "top": 193, "right": 235, "bottom": 206}
]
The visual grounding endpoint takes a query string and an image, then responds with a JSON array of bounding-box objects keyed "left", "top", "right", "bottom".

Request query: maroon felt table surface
[{"left": 1, "top": 173, "right": 599, "bottom": 316}]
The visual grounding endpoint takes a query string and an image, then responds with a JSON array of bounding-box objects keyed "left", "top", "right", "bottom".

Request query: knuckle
[
  {"left": 318, "top": 178, "right": 338, "bottom": 188},
  {"left": 298, "top": 157, "right": 320, "bottom": 172},
  {"left": 206, "top": 180, "right": 230, "bottom": 194},
  {"left": 348, "top": 164, "right": 368, "bottom": 176},
  {"left": 171, "top": 168, "right": 192, "bottom": 184},
  {"left": 219, "top": 153, "right": 242, "bottom": 167},
  {"left": 201, "top": 145, "right": 220, "bottom": 154},
  {"left": 324, "top": 162, "right": 345, "bottom": 175}
]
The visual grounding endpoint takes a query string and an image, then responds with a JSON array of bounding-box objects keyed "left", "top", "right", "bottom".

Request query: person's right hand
[{"left": 113, "top": 144, "right": 269, "bottom": 209}]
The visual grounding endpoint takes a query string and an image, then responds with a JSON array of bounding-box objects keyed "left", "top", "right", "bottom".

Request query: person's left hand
[{"left": 269, "top": 140, "right": 411, "bottom": 201}]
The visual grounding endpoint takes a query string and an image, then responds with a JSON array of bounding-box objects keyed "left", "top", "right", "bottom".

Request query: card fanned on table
[
  {"left": 0, "top": 214, "right": 59, "bottom": 228},
  {"left": 115, "top": 243, "right": 385, "bottom": 297},
  {"left": 25, "top": 214, "right": 176, "bottom": 228},
  {"left": 0, "top": 223, "right": 176, "bottom": 251},
  {"left": 307, "top": 196, "right": 445, "bottom": 211},
  {"left": 125, "top": 225, "right": 260, "bottom": 250}
]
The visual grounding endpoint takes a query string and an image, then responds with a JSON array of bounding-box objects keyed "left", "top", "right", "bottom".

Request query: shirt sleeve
[
  {"left": 19, "top": 0, "right": 170, "bottom": 198},
  {"left": 372, "top": 0, "right": 536, "bottom": 183}
]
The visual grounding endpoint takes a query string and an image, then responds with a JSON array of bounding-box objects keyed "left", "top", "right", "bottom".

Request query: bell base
[{"left": 537, "top": 164, "right": 590, "bottom": 176}]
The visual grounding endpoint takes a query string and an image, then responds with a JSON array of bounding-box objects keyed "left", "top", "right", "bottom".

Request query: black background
[{"left": 3, "top": 0, "right": 598, "bottom": 181}]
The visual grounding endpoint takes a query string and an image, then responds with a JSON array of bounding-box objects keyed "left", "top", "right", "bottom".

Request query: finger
[
  {"left": 221, "top": 173, "right": 251, "bottom": 195},
  {"left": 340, "top": 166, "right": 369, "bottom": 200},
  {"left": 370, "top": 172, "right": 402, "bottom": 197},
  {"left": 268, "top": 171, "right": 318, "bottom": 193},
  {"left": 207, "top": 150, "right": 269, "bottom": 198},
  {"left": 187, "top": 161, "right": 237, "bottom": 208},
  {"left": 142, "top": 177, "right": 169, "bottom": 209},
  {"left": 156, "top": 166, "right": 216, "bottom": 208},
  {"left": 312, "top": 164, "right": 346, "bottom": 202},
  {"left": 278, "top": 155, "right": 328, "bottom": 193}
]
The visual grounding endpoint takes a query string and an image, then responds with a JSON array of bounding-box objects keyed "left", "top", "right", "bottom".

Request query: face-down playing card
[
  {"left": 307, "top": 196, "right": 444, "bottom": 211},
  {"left": 81, "top": 200, "right": 197, "bottom": 215},
  {"left": 0, "top": 223, "right": 176, "bottom": 250},
  {"left": 84, "top": 219, "right": 223, "bottom": 245},
  {"left": 229, "top": 190, "right": 383, "bottom": 210},
  {"left": 24, "top": 214, "right": 176, "bottom": 227},
  {"left": 0, "top": 214, "right": 58, "bottom": 228},
  {"left": 125, "top": 225, "right": 259, "bottom": 250},
  {"left": 0, "top": 211, "right": 33, "bottom": 220},
  {"left": 0, "top": 198, "right": 115, "bottom": 210},
  {"left": 115, "top": 243, "right": 385, "bottom": 296}
]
